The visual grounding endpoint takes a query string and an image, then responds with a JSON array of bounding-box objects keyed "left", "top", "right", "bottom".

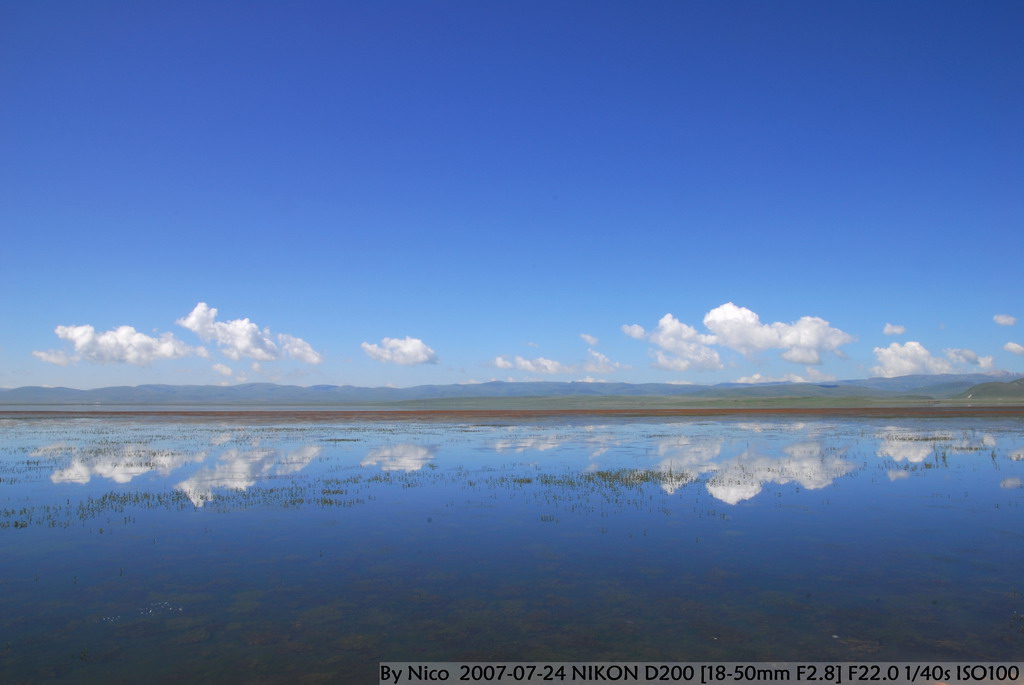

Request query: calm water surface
[{"left": 1, "top": 415, "right": 1023, "bottom": 682}]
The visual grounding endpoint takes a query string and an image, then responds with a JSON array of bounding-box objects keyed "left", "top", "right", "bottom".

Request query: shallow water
[{"left": 1, "top": 415, "right": 1023, "bottom": 682}]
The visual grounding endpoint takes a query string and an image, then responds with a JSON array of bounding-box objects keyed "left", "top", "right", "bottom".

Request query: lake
[{"left": 1, "top": 412, "right": 1022, "bottom": 682}]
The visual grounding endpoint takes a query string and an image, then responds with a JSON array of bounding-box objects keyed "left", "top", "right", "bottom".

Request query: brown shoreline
[{"left": 3, "top": 406, "right": 1023, "bottom": 422}]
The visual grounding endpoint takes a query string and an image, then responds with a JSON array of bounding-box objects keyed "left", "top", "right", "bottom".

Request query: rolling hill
[{"left": 955, "top": 377, "right": 1024, "bottom": 401}]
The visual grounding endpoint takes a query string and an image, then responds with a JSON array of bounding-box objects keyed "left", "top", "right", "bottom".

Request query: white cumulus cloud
[
  {"left": 362, "top": 336, "right": 438, "bottom": 365},
  {"left": 34, "top": 324, "right": 195, "bottom": 366},
  {"left": 212, "top": 363, "right": 233, "bottom": 376},
  {"left": 883, "top": 323, "right": 906, "bottom": 335},
  {"left": 580, "top": 333, "right": 599, "bottom": 346},
  {"left": 1004, "top": 342, "right": 1024, "bottom": 355},
  {"left": 703, "top": 302, "right": 854, "bottom": 364},
  {"left": 871, "top": 341, "right": 953, "bottom": 377},
  {"left": 734, "top": 367, "right": 837, "bottom": 384},
  {"left": 621, "top": 324, "right": 645, "bottom": 339},
  {"left": 645, "top": 314, "right": 722, "bottom": 371},
  {"left": 278, "top": 333, "right": 323, "bottom": 364},
  {"left": 178, "top": 303, "right": 276, "bottom": 360},
  {"left": 582, "top": 349, "right": 623, "bottom": 374},
  {"left": 32, "top": 349, "right": 72, "bottom": 365},
  {"left": 494, "top": 348, "right": 624, "bottom": 375},
  {"left": 944, "top": 348, "right": 994, "bottom": 369},
  {"left": 493, "top": 355, "right": 573, "bottom": 374},
  {"left": 177, "top": 303, "right": 322, "bottom": 364},
  {"left": 651, "top": 346, "right": 722, "bottom": 371},
  {"left": 994, "top": 314, "right": 1017, "bottom": 326},
  {"left": 625, "top": 304, "right": 853, "bottom": 373}
]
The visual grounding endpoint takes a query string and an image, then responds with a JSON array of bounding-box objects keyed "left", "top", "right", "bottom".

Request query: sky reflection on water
[{"left": 1, "top": 416, "right": 1023, "bottom": 682}]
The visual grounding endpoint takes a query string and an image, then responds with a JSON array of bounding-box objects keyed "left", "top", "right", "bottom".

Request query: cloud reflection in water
[
  {"left": 705, "top": 442, "right": 854, "bottom": 505},
  {"left": 34, "top": 420, "right": 1017, "bottom": 516},
  {"left": 647, "top": 434, "right": 856, "bottom": 504},
  {"left": 48, "top": 444, "right": 206, "bottom": 484},
  {"left": 361, "top": 444, "right": 437, "bottom": 472},
  {"left": 875, "top": 426, "right": 1001, "bottom": 464},
  {"left": 177, "top": 445, "right": 321, "bottom": 506}
]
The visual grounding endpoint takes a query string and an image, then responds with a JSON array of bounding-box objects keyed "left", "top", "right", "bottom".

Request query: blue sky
[{"left": 2, "top": 1, "right": 1022, "bottom": 389}]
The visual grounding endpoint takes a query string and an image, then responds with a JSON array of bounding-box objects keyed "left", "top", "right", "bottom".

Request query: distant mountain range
[{"left": 2, "top": 372, "right": 1021, "bottom": 406}]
